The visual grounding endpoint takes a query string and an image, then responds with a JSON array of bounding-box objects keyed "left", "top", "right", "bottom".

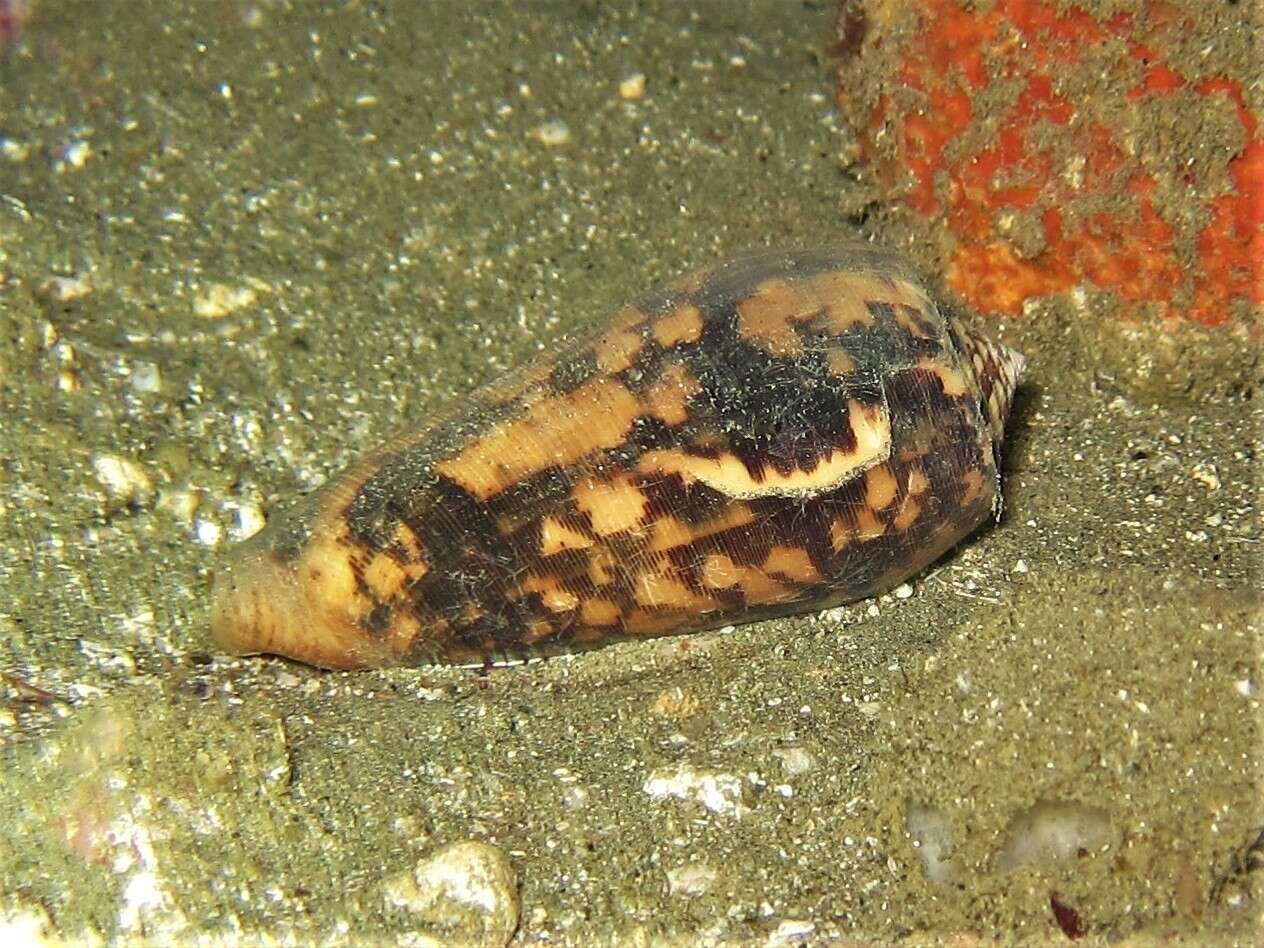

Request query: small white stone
[
  {"left": 893, "top": 583, "right": 914, "bottom": 599},
  {"left": 130, "top": 361, "right": 163, "bottom": 393},
  {"left": 771, "top": 746, "right": 814, "bottom": 777},
  {"left": 1189, "top": 462, "right": 1221, "bottom": 491},
  {"left": 1, "top": 137, "right": 31, "bottom": 161},
  {"left": 383, "top": 841, "right": 519, "bottom": 948},
  {"left": 231, "top": 503, "right": 267, "bottom": 541},
  {"left": 530, "top": 120, "right": 571, "bottom": 146},
  {"left": 61, "top": 140, "right": 93, "bottom": 169},
  {"left": 643, "top": 763, "right": 747, "bottom": 819},
  {"left": 619, "top": 73, "right": 647, "bottom": 100},
  {"left": 560, "top": 784, "right": 590, "bottom": 811},
  {"left": 92, "top": 454, "right": 154, "bottom": 506},
  {"left": 193, "top": 282, "right": 258, "bottom": 319},
  {"left": 156, "top": 489, "right": 200, "bottom": 525},
  {"left": 666, "top": 863, "right": 717, "bottom": 897},
  {"left": 768, "top": 920, "right": 816, "bottom": 945},
  {"left": 194, "top": 519, "right": 223, "bottom": 547},
  {"left": 42, "top": 274, "right": 93, "bottom": 301}
]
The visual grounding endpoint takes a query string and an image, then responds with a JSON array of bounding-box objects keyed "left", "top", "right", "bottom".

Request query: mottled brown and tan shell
[{"left": 211, "top": 247, "right": 1025, "bottom": 668}]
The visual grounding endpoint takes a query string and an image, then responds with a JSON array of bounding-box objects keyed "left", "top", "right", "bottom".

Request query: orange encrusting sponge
[{"left": 832, "top": 0, "right": 1262, "bottom": 327}]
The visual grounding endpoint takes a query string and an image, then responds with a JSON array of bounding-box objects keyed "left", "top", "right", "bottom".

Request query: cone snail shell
[{"left": 211, "top": 247, "right": 1026, "bottom": 669}]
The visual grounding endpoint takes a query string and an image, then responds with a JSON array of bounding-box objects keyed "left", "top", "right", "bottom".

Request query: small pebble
[
  {"left": 92, "top": 454, "right": 154, "bottom": 507},
  {"left": 643, "top": 763, "right": 747, "bottom": 819},
  {"left": 768, "top": 920, "right": 816, "bottom": 945},
  {"left": 130, "top": 361, "right": 162, "bottom": 394},
  {"left": 665, "top": 863, "right": 717, "bottom": 897},
  {"left": 41, "top": 274, "right": 93, "bottom": 301},
  {"left": 193, "top": 282, "right": 258, "bottom": 319},
  {"left": 619, "top": 73, "right": 647, "bottom": 100},
  {"left": 771, "top": 746, "right": 815, "bottom": 777},
  {"left": 231, "top": 502, "right": 267, "bottom": 541},
  {"left": 383, "top": 840, "right": 519, "bottom": 948},
  {"left": 530, "top": 120, "right": 570, "bottom": 146}
]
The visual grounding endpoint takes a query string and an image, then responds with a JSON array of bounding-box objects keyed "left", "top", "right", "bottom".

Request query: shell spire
[{"left": 953, "top": 321, "right": 1027, "bottom": 448}]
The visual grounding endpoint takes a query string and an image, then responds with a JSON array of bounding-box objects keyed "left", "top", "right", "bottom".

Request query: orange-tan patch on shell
[
  {"left": 634, "top": 570, "right": 719, "bottom": 611},
  {"left": 392, "top": 522, "right": 424, "bottom": 559},
  {"left": 892, "top": 464, "right": 930, "bottom": 531},
  {"left": 762, "top": 545, "right": 822, "bottom": 584},
  {"left": 701, "top": 553, "right": 796, "bottom": 604},
  {"left": 540, "top": 516, "right": 594, "bottom": 556},
  {"left": 811, "top": 271, "right": 883, "bottom": 328},
  {"left": 581, "top": 598, "right": 622, "bottom": 626},
  {"left": 917, "top": 357, "right": 969, "bottom": 397},
  {"left": 648, "top": 503, "right": 757, "bottom": 553},
  {"left": 362, "top": 550, "right": 427, "bottom": 601},
  {"left": 572, "top": 472, "right": 649, "bottom": 536},
  {"left": 961, "top": 468, "right": 986, "bottom": 507},
  {"left": 810, "top": 272, "right": 931, "bottom": 336},
  {"left": 524, "top": 617, "right": 555, "bottom": 645},
  {"left": 644, "top": 361, "right": 701, "bottom": 426},
  {"left": 436, "top": 377, "right": 641, "bottom": 500},
  {"left": 543, "top": 587, "right": 579, "bottom": 613},
  {"left": 700, "top": 552, "right": 742, "bottom": 589},
  {"left": 637, "top": 399, "right": 891, "bottom": 500},
  {"left": 826, "top": 348, "right": 859, "bottom": 376},
  {"left": 864, "top": 463, "right": 899, "bottom": 511},
  {"left": 594, "top": 306, "right": 649, "bottom": 373},
  {"left": 854, "top": 505, "right": 887, "bottom": 540},
  {"left": 894, "top": 304, "right": 936, "bottom": 339},
  {"left": 512, "top": 573, "right": 580, "bottom": 614},
  {"left": 806, "top": 271, "right": 882, "bottom": 334},
  {"left": 625, "top": 608, "right": 694, "bottom": 635},
  {"left": 828, "top": 515, "right": 850, "bottom": 552},
  {"left": 391, "top": 611, "right": 422, "bottom": 648},
  {"left": 652, "top": 303, "right": 703, "bottom": 348},
  {"left": 737, "top": 278, "right": 822, "bottom": 356},
  {"left": 302, "top": 522, "right": 371, "bottom": 621}
]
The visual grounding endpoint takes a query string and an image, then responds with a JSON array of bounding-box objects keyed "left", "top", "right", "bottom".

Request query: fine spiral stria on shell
[{"left": 211, "top": 247, "right": 1026, "bottom": 669}]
